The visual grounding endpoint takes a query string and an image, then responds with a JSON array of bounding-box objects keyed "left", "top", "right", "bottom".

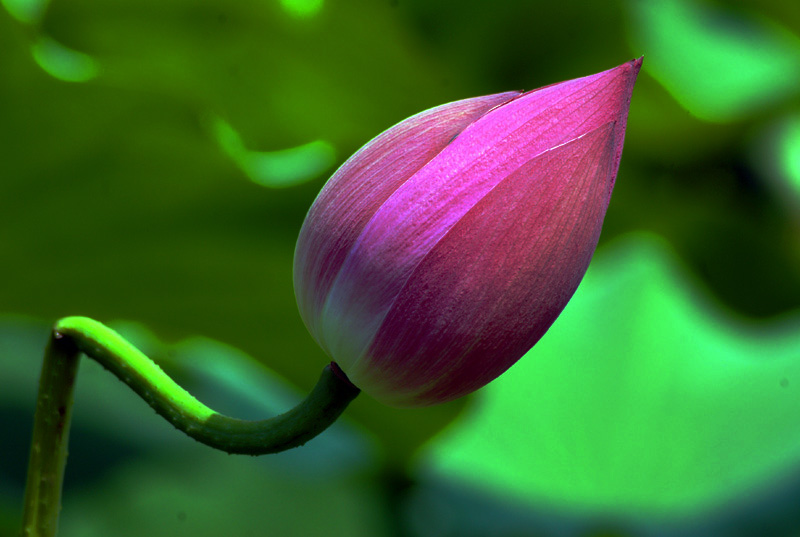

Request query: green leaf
[
  {"left": 626, "top": 0, "right": 800, "bottom": 122},
  {"left": 421, "top": 233, "right": 800, "bottom": 517}
]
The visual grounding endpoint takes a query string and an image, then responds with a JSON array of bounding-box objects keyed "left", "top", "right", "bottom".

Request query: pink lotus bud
[{"left": 294, "top": 59, "right": 642, "bottom": 407}]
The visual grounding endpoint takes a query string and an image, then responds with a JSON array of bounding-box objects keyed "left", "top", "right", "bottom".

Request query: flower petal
[
  {"left": 294, "top": 92, "right": 521, "bottom": 346},
  {"left": 350, "top": 122, "right": 618, "bottom": 406},
  {"left": 320, "top": 61, "right": 640, "bottom": 374}
]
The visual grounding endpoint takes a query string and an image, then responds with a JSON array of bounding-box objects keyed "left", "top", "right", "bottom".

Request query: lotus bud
[{"left": 293, "top": 59, "right": 642, "bottom": 407}]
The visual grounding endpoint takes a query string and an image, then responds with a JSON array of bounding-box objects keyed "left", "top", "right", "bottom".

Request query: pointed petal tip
[
  {"left": 615, "top": 56, "right": 642, "bottom": 77},
  {"left": 629, "top": 56, "right": 644, "bottom": 77}
]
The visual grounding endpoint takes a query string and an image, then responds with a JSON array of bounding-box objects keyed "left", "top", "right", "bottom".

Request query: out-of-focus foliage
[
  {"left": 3, "top": 0, "right": 800, "bottom": 535},
  {"left": 628, "top": 0, "right": 800, "bottom": 123},
  {"left": 423, "top": 233, "right": 800, "bottom": 519}
]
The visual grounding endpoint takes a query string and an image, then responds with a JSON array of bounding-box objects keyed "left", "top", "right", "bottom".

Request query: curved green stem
[{"left": 21, "top": 316, "right": 360, "bottom": 537}]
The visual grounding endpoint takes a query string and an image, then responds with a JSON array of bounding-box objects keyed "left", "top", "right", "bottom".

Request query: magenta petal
[
  {"left": 318, "top": 60, "right": 640, "bottom": 373},
  {"left": 293, "top": 59, "right": 642, "bottom": 407},
  {"left": 350, "top": 123, "right": 617, "bottom": 406},
  {"left": 294, "top": 91, "right": 520, "bottom": 346}
]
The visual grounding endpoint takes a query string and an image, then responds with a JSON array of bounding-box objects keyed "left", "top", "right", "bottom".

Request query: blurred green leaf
[
  {"left": 604, "top": 93, "right": 800, "bottom": 318},
  {"left": 31, "top": 36, "right": 98, "bottom": 82},
  {"left": 750, "top": 112, "right": 800, "bottom": 221},
  {"left": 211, "top": 116, "right": 336, "bottom": 188},
  {"left": 279, "top": 0, "right": 324, "bottom": 20},
  {"left": 422, "top": 233, "right": 800, "bottom": 517},
  {"left": 1, "top": 0, "right": 46, "bottom": 24},
  {"left": 778, "top": 115, "right": 800, "bottom": 196},
  {"left": 626, "top": 0, "right": 800, "bottom": 122}
]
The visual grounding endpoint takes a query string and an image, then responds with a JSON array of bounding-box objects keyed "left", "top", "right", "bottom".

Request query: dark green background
[{"left": 2, "top": 0, "right": 800, "bottom": 535}]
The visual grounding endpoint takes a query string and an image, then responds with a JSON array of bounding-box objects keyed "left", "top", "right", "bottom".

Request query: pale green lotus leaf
[{"left": 422, "top": 233, "right": 800, "bottom": 518}]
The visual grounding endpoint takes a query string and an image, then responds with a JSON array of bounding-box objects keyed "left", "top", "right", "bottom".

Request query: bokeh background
[{"left": 2, "top": 0, "right": 800, "bottom": 535}]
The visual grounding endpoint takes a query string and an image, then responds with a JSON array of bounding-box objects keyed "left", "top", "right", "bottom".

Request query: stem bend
[
  {"left": 52, "top": 316, "right": 360, "bottom": 455},
  {"left": 22, "top": 316, "right": 360, "bottom": 537}
]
